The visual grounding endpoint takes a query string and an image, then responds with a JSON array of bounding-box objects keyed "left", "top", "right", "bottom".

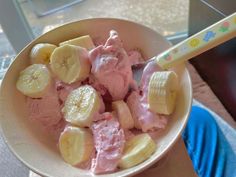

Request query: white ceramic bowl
[{"left": 0, "top": 18, "right": 192, "bottom": 177}]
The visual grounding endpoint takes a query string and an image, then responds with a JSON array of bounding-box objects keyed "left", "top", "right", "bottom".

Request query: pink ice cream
[
  {"left": 126, "top": 57, "right": 168, "bottom": 132},
  {"left": 55, "top": 80, "right": 81, "bottom": 104},
  {"left": 128, "top": 50, "right": 144, "bottom": 65},
  {"left": 27, "top": 81, "right": 66, "bottom": 139},
  {"left": 91, "top": 112, "right": 125, "bottom": 174},
  {"left": 127, "top": 91, "right": 167, "bottom": 132},
  {"left": 89, "top": 30, "right": 136, "bottom": 101},
  {"left": 140, "top": 59, "right": 162, "bottom": 94},
  {"left": 123, "top": 129, "right": 135, "bottom": 140}
]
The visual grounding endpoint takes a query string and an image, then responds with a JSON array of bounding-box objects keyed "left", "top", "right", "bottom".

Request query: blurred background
[
  {"left": 1, "top": 1, "right": 236, "bottom": 177},
  {"left": 0, "top": 0, "right": 189, "bottom": 79}
]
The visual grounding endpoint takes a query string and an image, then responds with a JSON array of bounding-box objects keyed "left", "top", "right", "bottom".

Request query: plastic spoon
[{"left": 133, "top": 12, "right": 236, "bottom": 80}]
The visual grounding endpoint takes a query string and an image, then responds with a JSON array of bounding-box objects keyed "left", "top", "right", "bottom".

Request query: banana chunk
[
  {"left": 59, "top": 126, "right": 94, "bottom": 166},
  {"left": 59, "top": 35, "right": 95, "bottom": 50},
  {"left": 112, "top": 100, "right": 134, "bottom": 129},
  {"left": 30, "top": 43, "right": 57, "bottom": 64},
  {"left": 62, "top": 85, "right": 100, "bottom": 127},
  {"left": 16, "top": 64, "right": 51, "bottom": 98},
  {"left": 148, "top": 71, "right": 178, "bottom": 115},
  {"left": 118, "top": 133, "right": 156, "bottom": 169},
  {"left": 50, "top": 44, "right": 91, "bottom": 84}
]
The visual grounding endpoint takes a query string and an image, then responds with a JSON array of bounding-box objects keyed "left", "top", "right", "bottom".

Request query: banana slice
[
  {"left": 50, "top": 44, "right": 91, "bottom": 84},
  {"left": 30, "top": 43, "right": 57, "bottom": 64},
  {"left": 59, "top": 126, "right": 94, "bottom": 165},
  {"left": 118, "top": 133, "right": 156, "bottom": 169},
  {"left": 16, "top": 64, "right": 51, "bottom": 98},
  {"left": 148, "top": 71, "right": 178, "bottom": 115},
  {"left": 59, "top": 35, "right": 95, "bottom": 50},
  {"left": 62, "top": 85, "right": 100, "bottom": 127},
  {"left": 112, "top": 100, "right": 134, "bottom": 129}
]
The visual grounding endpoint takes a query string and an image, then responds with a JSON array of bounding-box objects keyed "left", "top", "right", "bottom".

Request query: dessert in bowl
[{"left": 0, "top": 18, "right": 192, "bottom": 177}]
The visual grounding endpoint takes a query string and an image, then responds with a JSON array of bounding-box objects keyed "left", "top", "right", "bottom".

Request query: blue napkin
[{"left": 182, "top": 100, "right": 236, "bottom": 177}]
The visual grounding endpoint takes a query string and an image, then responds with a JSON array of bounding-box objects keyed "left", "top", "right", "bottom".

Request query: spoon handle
[{"left": 156, "top": 12, "right": 236, "bottom": 69}]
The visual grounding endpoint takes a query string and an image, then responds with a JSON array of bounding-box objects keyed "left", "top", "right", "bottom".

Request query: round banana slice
[
  {"left": 112, "top": 100, "right": 134, "bottom": 129},
  {"left": 62, "top": 85, "right": 100, "bottom": 127},
  {"left": 118, "top": 133, "right": 156, "bottom": 169},
  {"left": 147, "top": 71, "right": 178, "bottom": 115},
  {"left": 50, "top": 44, "right": 91, "bottom": 84},
  {"left": 16, "top": 64, "right": 51, "bottom": 98},
  {"left": 30, "top": 43, "right": 57, "bottom": 64},
  {"left": 59, "top": 126, "right": 94, "bottom": 165}
]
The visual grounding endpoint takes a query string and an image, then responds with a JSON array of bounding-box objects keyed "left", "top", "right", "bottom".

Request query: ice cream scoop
[
  {"left": 127, "top": 91, "right": 168, "bottom": 132},
  {"left": 91, "top": 113, "right": 125, "bottom": 174},
  {"left": 89, "top": 30, "right": 136, "bottom": 101}
]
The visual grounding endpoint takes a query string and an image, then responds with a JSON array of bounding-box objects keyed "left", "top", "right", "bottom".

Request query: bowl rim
[{"left": 0, "top": 17, "right": 193, "bottom": 177}]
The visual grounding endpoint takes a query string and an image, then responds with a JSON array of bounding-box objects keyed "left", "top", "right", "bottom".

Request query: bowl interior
[{"left": 0, "top": 18, "right": 192, "bottom": 177}]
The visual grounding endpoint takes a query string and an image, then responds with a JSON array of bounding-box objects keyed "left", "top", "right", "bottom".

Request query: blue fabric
[{"left": 182, "top": 106, "right": 236, "bottom": 177}]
